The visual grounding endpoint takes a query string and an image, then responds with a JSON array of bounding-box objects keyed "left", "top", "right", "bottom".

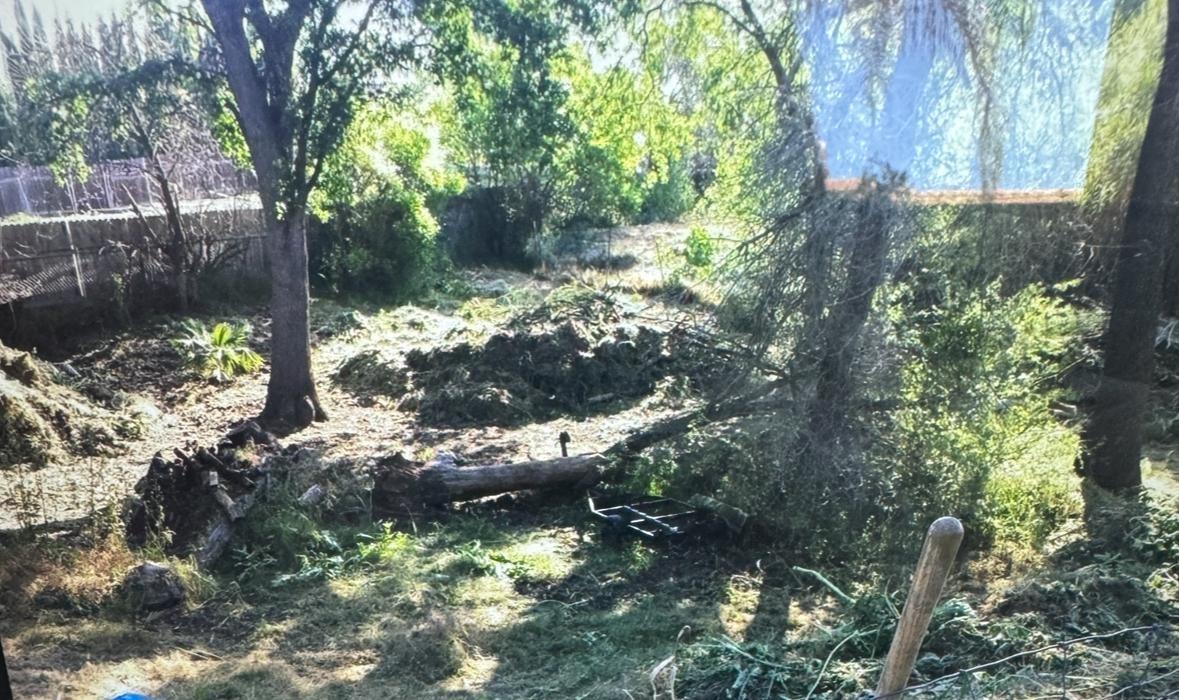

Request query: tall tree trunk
[
  {"left": 261, "top": 213, "right": 325, "bottom": 427},
  {"left": 1085, "top": 0, "right": 1179, "bottom": 489},
  {"left": 202, "top": 0, "right": 325, "bottom": 429},
  {"left": 1082, "top": 0, "right": 1168, "bottom": 301},
  {"left": 812, "top": 182, "right": 893, "bottom": 423}
]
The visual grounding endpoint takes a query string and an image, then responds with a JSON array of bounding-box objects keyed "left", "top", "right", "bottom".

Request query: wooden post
[
  {"left": 874, "top": 516, "right": 964, "bottom": 698},
  {"left": 63, "top": 221, "right": 86, "bottom": 298}
]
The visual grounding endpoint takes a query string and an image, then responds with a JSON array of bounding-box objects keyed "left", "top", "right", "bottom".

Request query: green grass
[
  {"left": 7, "top": 462, "right": 1177, "bottom": 699},
  {"left": 151, "top": 475, "right": 1174, "bottom": 699},
  {"left": 157, "top": 500, "right": 741, "bottom": 698}
]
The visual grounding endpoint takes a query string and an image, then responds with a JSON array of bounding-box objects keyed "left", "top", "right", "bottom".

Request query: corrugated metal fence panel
[
  {"left": 0, "top": 204, "right": 267, "bottom": 308},
  {"left": 0, "top": 157, "right": 256, "bottom": 218}
]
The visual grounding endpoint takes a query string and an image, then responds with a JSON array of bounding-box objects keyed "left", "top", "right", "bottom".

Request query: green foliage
[
  {"left": 627, "top": 282, "right": 1095, "bottom": 563},
  {"left": 447, "top": 539, "right": 557, "bottom": 581},
  {"left": 210, "top": 91, "right": 251, "bottom": 170},
  {"left": 883, "top": 282, "right": 1096, "bottom": 549},
  {"left": 1082, "top": 0, "right": 1165, "bottom": 224},
  {"left": 2, "top": 8, "right": 212, "bottom": 171},
  {"left": 432, "top": 5, "right": 699, "bottom": 239},
  {"left": 44, "top": 90, "right": 92, "bottom": 185},
  {"left": 430, "top": 0, "right": 578, "bottom": 231},
  {"left": 310, "top": 103, "right": 463, "bottom": 299},
  {"left": 273, "top": 524, "right": 415, "bottom": 587},
  {"left": 683, "top": 225, "right": 716, "bottom": 268},
  {"left": 640, "top": 8, "right": 780, "bottom": 224},
  {"left": 229, "top": 496, "right": 416, "bottom": 588},
  {"left": 553, "top": 51, "right": 698, "bottom": 226},
  {"left": 170, "top": 319, "right": 263, "bottom": 383},
  {"left": 639, "top": 158, "right": 698, "bottom": 223}
]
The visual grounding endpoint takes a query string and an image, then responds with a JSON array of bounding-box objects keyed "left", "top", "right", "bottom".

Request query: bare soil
[{"left": 1, "top": 223, "right": 699, "bottom": 531}]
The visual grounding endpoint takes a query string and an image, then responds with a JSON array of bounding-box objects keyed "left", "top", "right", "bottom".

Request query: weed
[{"left": 684, "top": 225, "right": 716, "bottom": 268}]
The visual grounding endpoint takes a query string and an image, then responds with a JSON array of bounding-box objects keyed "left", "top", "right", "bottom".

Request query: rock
[
  {"left": 428, "top": 451, "right": 459, "bottom": 468},
  {"left": 123, "top": 562, "right": 185, "bottom": 612},
  {"left": 297, "top": 483, "right": 328, "bottom": 507},
  {"left": 474, "top": 279, "right": 511, "bottom": 297}
]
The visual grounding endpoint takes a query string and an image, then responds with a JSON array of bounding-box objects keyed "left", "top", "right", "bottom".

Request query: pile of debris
[
  {"left": 337, "top": 290, "right": 714, "bottom": 426},
  {"left": 0, "top": 340, "right": 124, "bottom": 471},
  {"left": 125, "top": 421, "right": 281, "bottom": 568}
]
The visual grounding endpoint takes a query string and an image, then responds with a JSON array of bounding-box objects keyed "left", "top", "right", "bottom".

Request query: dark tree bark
[
  {"left": 812, "top": 182, "right": 894, "bottom": 423},
  {"left": 0, "top": 630, "right": 10, "bottom": 700},
  {"left": 264, "top": 214, "right": 321, "bottom": 425},
  {"left": 1085, "top": 0, "right": 1179, "bottom": 489},
  {"left": 201, "top": 0, "right": 326, "bottom": 428}
]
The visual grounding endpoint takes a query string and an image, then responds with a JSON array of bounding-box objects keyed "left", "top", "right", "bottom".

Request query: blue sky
[{"left": 809, "top": 0, "right": 1116, "bottom": 190}]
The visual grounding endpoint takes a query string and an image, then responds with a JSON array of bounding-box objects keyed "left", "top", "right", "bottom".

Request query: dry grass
[{"left": 0, "top": 526, "right": 136, "bottom": 617}]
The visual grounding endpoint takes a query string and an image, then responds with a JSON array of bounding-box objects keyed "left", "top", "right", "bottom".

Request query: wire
[
  {"left": 872, "top": 624, "right": 1171, "bottom": 699},
  {"left": 1102, "top": 666, "right": 1179, "bottom": 699}
]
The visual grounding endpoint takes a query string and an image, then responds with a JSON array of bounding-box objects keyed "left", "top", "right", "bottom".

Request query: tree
[
  {"left": 1081, "top": 0, "right": 1179, "bottom": 315},
  {"left": 428, "top": 0, "right": 616, "bottom": 247},
  {"left": 1083, "top": 0, "right": 1179, "bottom": 489},
  {"left": 35, "top": 10, "right": 241, "bottom": 302},
  {"left": 198, "top": 0, "right": 407, "bottom": 428},
  {"left": 96, "top": 60, "right": 227, "bottom": 309}
]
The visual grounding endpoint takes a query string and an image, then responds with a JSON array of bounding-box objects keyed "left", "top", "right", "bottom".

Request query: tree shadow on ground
[
  {"left": 996, "top": 480, "right": 1179, "bottom": 637},
  {"left": 372, "top": 507, "right": 795, "bottom": 699},
  {"left": 185, "top": 500, "right": 775, "bottom": 698},
  {"left": 20, "top": 497, "right": 810, "bottom": 699}
]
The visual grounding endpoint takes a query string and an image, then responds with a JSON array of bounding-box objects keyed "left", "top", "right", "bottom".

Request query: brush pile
[
  {"left": 0, "top": 340, "right": 126, "bottom": 471},
  {"left": 125, "top": 421, "right": 281, "bottom": 567},
  {"left": 336, "top": 289, "right": 717, "bottom": 426}
]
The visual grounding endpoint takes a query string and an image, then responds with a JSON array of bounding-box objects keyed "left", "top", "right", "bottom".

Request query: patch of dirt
[{"left": 2, "top": 225, "right": 700, "bottom": 532}]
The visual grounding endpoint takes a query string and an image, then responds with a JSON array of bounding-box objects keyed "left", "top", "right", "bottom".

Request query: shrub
[
  {"left": 310, "top": 104, "right": 463, "bottom": 299},
  {"left": 638, "top": 158, "right": 697, "bottom": 223},
  {"left": 315, "top": 186, "right": 442, "bottom": 299},
  {"left": 170, "top": 319, "right": 263, "bottom": 382},
  {"left": 881, "top": 282, "right": 1096, "bottom": 549},
  {"left": 683, "top": 225, "right": 716, "bottom": 268},
  {"left": 625, "top": 283, "right": 1095, "bottom": 565},
  {"left": 439, "top": 186, "right": 535, "bottom": 267}
]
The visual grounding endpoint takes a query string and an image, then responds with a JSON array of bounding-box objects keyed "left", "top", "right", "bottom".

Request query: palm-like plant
[{"left": 171, "top": 320, "right": 264, "bottom": 383}]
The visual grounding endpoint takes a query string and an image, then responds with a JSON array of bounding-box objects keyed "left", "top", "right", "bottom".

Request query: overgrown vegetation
[
  {"left": 4, "top": 0, "right": 1179, "bottom": 697},
  {"left": 310, "top": 104, "right": 464, "bottom": 299}
]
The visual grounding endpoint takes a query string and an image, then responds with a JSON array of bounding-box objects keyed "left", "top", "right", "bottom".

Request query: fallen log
[{"left": 372, "top": 452, "right": 607, "bottom": 516}]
